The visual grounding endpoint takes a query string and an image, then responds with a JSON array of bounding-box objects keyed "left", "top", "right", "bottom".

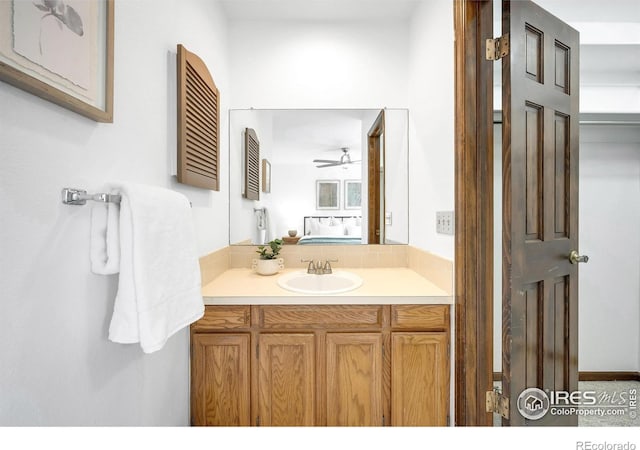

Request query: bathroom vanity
[{"left": 191, "top": 267, "right": 452, "bottom": 426}]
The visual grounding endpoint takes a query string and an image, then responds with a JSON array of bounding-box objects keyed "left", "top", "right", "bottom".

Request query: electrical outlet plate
[{"left": 436, "top": 211, "right": 455, "bottom": 235}]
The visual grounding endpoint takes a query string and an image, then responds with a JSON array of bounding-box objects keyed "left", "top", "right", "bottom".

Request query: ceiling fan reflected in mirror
[{"left": 313, "top": 147, "right": 361, "bottom": 168}]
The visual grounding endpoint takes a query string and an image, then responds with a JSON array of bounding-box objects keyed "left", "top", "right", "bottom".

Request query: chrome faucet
[{"left": 301, "top": 259, "right": 338, "bottom": 274}]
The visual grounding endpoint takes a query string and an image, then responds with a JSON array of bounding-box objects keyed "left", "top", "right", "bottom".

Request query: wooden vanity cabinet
[{"left": 191, "top": 304, "right": 450, "bottom": 427}]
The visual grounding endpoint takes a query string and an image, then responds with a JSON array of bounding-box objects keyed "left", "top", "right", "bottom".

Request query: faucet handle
[
  {"left": 323, "top": 259, "right": 338, "bottom": 274},
  {"left": 301, "top": 258, "right": 317, "bottom": 274}
]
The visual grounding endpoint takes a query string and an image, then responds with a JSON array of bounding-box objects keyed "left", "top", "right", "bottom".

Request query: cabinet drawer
[
  {"left": 259, "top": 305, "right": 383, "bottom": 329},
  {"left": 192, "top": 305, "right": 250, "bottom": 331},
  {"left": 391, "top": 305, "right": 449, "bottom": 330}
]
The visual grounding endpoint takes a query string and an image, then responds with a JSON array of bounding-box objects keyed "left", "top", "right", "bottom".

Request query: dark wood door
[
  {"left": 367, "top": 110, "right": 385, "bottom": 244},
  {"left": 502, "top": 0, "right": 580, "bottom": 426}
]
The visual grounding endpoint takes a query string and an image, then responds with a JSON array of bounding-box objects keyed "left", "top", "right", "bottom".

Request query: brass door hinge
[
  {"left": 486, "top": 33, "right": 510, "bottom": 60},
  {"left": 486, "top": 389, "right": 510, "bottom": 419}
]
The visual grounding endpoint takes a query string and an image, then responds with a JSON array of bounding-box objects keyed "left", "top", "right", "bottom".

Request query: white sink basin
[{"left": 277, "top": 270, "right": 363, "bottom": 295}]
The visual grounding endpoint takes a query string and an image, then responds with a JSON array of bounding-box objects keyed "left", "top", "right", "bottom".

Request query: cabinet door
[
  {"left": 326, "top": 333, "right": 383, "bottom": 426},
  {"left": 191, "top": 333, "right": 251, "bottom": 426},
  {"left": 258, "top": 334, "right": 316, "bottom": 426},
  {"left": 391, "top": 332, "right": 449, "bottom": 426}
]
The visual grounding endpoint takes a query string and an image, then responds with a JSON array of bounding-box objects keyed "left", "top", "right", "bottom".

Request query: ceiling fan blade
[
  {"left": 313, "top": 159, "right": 339, "bottom": 164},
  {"left": 316, "top": 162, "right": 341, "bottom": 168},
  {"left": 348, "top": 159, "right": 361, "bottom": 164}
]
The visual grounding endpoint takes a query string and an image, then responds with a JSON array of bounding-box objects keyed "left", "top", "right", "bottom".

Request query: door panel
[
  {"left": 391, "top": 332, "right": 449, "bottom": 426},
  {"left": 502, "top": 0, "right": 579, "bottom": 426},
  {"left": 257, "top": 334, "right": 316, "bottom": 426},
  {"left": 191, "top": 333, "right": 251, "bottom": 426},
  {"left": 326, "top": 333, "right": 383, "bottom": 426}
]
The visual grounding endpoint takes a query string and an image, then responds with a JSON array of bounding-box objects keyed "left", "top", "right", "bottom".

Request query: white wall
[
  {"left": 0, "top": 0, "right": 230, "bottom": 425},
  {"left": 228, "top": 20, "right": 409, "bottom": 109},
  {"left": 383, "top": 110, "right": 409, "bottom": 244},
  {"left": 493, "top": 124, "right": 640, "bottom": 373},
  {"left": 578, "top": 125, "right": 640, "bottom": 372},
  {"left": 407, "top": 0, "right": 455, "bottom": 259}
]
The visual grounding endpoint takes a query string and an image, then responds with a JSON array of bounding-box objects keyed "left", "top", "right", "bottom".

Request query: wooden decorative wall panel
[
  {"left": 177, "top": 44, "right": 220, "bottom": 190},
  {"left": 244, "top": 128, "right": 260, "bottom": 201}
]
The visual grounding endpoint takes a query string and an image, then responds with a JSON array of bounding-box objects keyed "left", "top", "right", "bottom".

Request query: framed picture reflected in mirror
[
  {"left": 344, "top": 180, "right": 362, "bottom": 209},
  {"left": 316, "top": 180, "right": 339, "bottom": 210}
]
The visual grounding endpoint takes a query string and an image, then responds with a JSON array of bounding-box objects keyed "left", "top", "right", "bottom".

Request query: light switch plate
[{"left": 436, "top": 211, "right": 455, "bottom": 235}]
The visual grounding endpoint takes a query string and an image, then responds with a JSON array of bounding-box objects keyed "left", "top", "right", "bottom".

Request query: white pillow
[
  {"left": 308, "top": 218, "right": 320, "bottom": 235},
  {"left": 342, "top": 217, "right": 356, "bottom": 226},
  {"left": 318, "top": 223, "right": 345, "bottom": 236},
  {"left": 346, "top": 224, "right": 362, "bottom": 237}
]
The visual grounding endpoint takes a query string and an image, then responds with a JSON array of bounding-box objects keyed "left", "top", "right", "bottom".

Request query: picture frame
[
  {"left": 316, "top": 180, "right": 340, "bottom": 210},
  {"left": 0, "top": 0, "right": 114, "bottom": 122},
  {"left": 344, "top": 180, "right": 362, "bottom": 209},
  {"left": 262, "top": 159, "right": 271, "bottom": 193}
]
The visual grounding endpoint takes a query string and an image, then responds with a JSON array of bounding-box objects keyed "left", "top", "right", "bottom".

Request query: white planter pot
[{"left": 252, "top": 258, "right": 284, "bottom": 276}]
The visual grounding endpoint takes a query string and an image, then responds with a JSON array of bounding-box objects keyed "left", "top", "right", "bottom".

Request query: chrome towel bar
[{"left": 61, "top": 187, "right": 122, "bottom": 206}]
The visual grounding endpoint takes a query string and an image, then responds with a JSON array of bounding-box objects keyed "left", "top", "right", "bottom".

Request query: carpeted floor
[
  {"left": 492, "top": 380, "right": 640, "bottom": 427},
  {"left": 578, "top": 381, "right": 639, "bottom": 427}
]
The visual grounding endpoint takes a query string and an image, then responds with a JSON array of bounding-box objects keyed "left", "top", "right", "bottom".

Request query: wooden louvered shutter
[
  {"left": 177, "top": 44, "right": 220, "bottom": 190},
  {"left": 244, "top": 128, "right": 260, "bottom": 200}
]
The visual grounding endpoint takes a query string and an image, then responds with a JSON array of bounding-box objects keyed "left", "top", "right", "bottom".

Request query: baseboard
[
  {"left": 493, "top": 371, "right": 640, "bottom": 382},
  {"left": 579, "top": 371, "right": 640, "bottom": 382}
]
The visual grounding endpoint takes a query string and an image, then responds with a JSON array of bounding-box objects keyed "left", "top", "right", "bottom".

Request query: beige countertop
[{"left": 202, "top": 267, "right": 453, "bottom": 305}]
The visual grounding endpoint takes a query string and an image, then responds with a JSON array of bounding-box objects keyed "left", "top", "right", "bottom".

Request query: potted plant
[{"left": 252, "top": 239, "right": 284, "bottom": 276}]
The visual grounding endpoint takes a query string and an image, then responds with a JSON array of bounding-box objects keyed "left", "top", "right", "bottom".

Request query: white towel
[
  {"left": 90, "top": 202, "right": 120, "bottom": 275},
  {"left": 100, "top": 182, "right": 204, "bottom": 353}
]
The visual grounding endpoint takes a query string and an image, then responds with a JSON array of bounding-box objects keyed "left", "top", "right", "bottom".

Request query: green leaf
[{"left": 33, "top": 4, "right": 50, "bottom": 12}]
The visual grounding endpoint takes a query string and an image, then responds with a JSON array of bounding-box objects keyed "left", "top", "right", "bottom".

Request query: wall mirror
[{"left": 229, "top": 108, "right": 409, "bottom": 245}]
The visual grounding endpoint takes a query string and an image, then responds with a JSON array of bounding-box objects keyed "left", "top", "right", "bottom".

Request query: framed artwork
[
  {"left": 262, "top": 159, "right": 271, "bottom": 193},
  {"left": 0, "top": 0, "right": 114, "bottom": 122},
  {"left": 316, "top": 180, "right": 339, "bottom": 210},
  {"left": 344, "top": 180, "right": 362, "bottom": 209}
]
